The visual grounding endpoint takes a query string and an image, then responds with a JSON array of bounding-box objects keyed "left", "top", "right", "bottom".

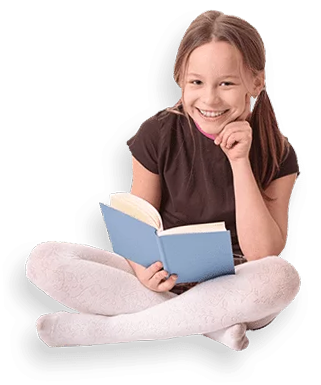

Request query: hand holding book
[
  {"left": 99, "top": 192, "right": 235, "bottom": 284},
  {"left": 127, "top": 258, "right": 178, "bottom": 292}
]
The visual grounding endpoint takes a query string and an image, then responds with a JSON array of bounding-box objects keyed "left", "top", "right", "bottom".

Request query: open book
[{"left": 99, "top": 192, "right": 235, "bottom": 284}]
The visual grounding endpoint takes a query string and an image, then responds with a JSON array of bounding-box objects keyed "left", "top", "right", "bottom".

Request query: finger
[
  {"left": 145, "top": 261, "right": 164, "bottom": 280},
  {"left": 215, "top": 119, "right": 233, "bottom": 142},
  {"left": 215, "top": 125, "right": 230, "bottom": 146},
  {"left": 225, "top": 131, "right": 243, "bottom": 149},
  {"left": 157, "top": 274, "right": 178, "bottom": 291},
  {"left": 215, "top": 121, "right": 241, "bottom": 146},
  {"left": 151, "top": 269, "right": 169, "bottom": 286},
  {"left": 220, "top": 127, "right": 239, "bottom": 148},
  {"left": 220, "top": 130, "right": 229, "bottom": 148}
]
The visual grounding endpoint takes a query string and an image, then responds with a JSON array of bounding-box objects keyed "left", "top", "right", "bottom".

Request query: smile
[{"left": 196, "top": 108, "right": 229, "bottom": 120}]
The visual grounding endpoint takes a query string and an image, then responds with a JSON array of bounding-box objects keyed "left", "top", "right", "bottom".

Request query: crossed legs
[{"left": 26, "top": 241, "right": 300, "bottom": 350}]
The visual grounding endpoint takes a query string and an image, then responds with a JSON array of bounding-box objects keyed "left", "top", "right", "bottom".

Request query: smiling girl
[{"left": 26, "top": 10, "right": 300, "bottom": 351}]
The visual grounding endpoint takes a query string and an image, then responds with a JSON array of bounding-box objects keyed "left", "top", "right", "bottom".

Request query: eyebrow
[{"left": 187, "top": 73, "right": 239, "bottom": 79}]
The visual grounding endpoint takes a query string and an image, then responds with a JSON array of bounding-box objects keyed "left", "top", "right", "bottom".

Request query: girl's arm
[{"left": 230, "top": 158, "right": 297, "bottom": 261}]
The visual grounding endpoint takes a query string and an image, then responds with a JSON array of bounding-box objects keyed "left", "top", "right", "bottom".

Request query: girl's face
[{"left": 182, "top": 40, "right": 258, "bottom": 136}]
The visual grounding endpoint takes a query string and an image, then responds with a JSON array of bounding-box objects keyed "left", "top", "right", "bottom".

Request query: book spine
[{"left": 154, "top": 230, "right": 168, "bottom": 272}]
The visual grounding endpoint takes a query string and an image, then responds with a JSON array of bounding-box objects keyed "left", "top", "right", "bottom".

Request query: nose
[{"left": 202, "top": 86, "right": 222, "bottom": 105}]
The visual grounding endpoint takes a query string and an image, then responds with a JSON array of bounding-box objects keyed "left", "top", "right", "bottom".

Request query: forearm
[{"left": 230, "top": 159, "right": 285, "bottom": 260}]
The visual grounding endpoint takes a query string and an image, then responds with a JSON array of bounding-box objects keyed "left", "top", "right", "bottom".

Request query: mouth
[{"left": 196, "top": 108, "right": 230, "bottom": 121}]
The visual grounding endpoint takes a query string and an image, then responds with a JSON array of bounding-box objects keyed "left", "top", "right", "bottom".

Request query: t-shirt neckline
[
  {"left": 178, "top": 104, "right": 217, "bottom": 141},
  {"left": 193, "top": 120, "right": 217, "bottom": 140}
]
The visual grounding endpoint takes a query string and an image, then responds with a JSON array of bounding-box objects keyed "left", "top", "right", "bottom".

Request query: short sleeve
[
  {"left": 126, "top": 117, "right": 160, "bottom": 174},
  {"left": 272, "top": 142, "right": 300, "bottom": 181}
]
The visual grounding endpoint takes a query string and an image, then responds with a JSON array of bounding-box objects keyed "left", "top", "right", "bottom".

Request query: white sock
[
  {"left": 27, "top": 242, "right": 300, "bottom": 348},
  {"left": 204, "top": 324, "right": 249, "bottom": 351},
  {"left": 36, "top": 312, "right": 250, "bottom": 351}
]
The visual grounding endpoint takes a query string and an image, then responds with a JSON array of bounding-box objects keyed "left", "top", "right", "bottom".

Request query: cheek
[
  {"left": 230, "top": 93, "right": 246, "bottom": 108},
  {"left": 183, "top": 91, "right": 192, "bottom": 100}
]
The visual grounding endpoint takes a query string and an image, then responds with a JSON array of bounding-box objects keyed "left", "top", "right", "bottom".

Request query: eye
[{"left": 190, "top": 80, "right": 234, "bottom": 86}]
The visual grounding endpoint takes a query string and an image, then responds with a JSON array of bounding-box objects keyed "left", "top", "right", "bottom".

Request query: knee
[
  {"left": 277, "top": 257, "right": 301, "bottom": 298},
  {"left": 259, "top": 256, "right": 301, "bottom": 306},
  {"left": 238, "top": 255, "right": 301, "bottom": 307},
  {"left": 268, "top": 255, "right": 300, "bottom": 283},
  {"left": 25, "top": 241, "right": 60, "bottom": 284}
]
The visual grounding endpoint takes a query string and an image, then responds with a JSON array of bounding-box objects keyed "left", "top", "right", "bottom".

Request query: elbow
[
  {"left": 239, "top": 226, "right": 287, "bottom": 261},
  {"left": 269, "top": 233, "right": 287, "bottom": 257},
  {"left": 243, "top": 239, "right": 286, "bottom": 262}
]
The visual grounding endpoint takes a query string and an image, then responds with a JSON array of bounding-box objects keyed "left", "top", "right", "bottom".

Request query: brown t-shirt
[{"left": 126, "top": 106, "right": 300, "bottom": 293}]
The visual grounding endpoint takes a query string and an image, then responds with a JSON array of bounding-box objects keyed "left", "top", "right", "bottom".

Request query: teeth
[{"left": 199, "top": 109, "right": 226, "bottom": 117}]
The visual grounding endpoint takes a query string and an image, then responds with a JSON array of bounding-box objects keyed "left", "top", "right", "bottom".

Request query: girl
[{"left": 26, "top": 10, "right": 300, "bottom": 351}]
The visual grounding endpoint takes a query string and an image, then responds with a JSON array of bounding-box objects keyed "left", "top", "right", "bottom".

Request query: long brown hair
[{"left": 159, "top": 10, "right": 290, "bottom": 201}]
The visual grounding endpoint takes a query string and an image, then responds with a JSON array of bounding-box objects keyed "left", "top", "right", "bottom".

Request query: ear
[{"left": 252, "top": 70, "right": 265, "bottom": 97}]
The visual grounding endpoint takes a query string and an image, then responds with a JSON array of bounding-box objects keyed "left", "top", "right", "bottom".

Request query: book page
[
  {"left": 110, "top": 192, "right": 163, "bottom": 230},
  {"left": 157, "top": 221, "right": 226, "bottom": 236}
]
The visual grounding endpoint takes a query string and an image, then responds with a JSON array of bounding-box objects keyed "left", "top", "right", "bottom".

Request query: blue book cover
[{"left": 99, "top": 194, "right": 235, "bottom": 284}]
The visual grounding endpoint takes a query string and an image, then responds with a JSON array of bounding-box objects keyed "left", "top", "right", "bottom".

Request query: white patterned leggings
[{"left": 26, "top": 241, "right": 300, "bottom": 349}]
